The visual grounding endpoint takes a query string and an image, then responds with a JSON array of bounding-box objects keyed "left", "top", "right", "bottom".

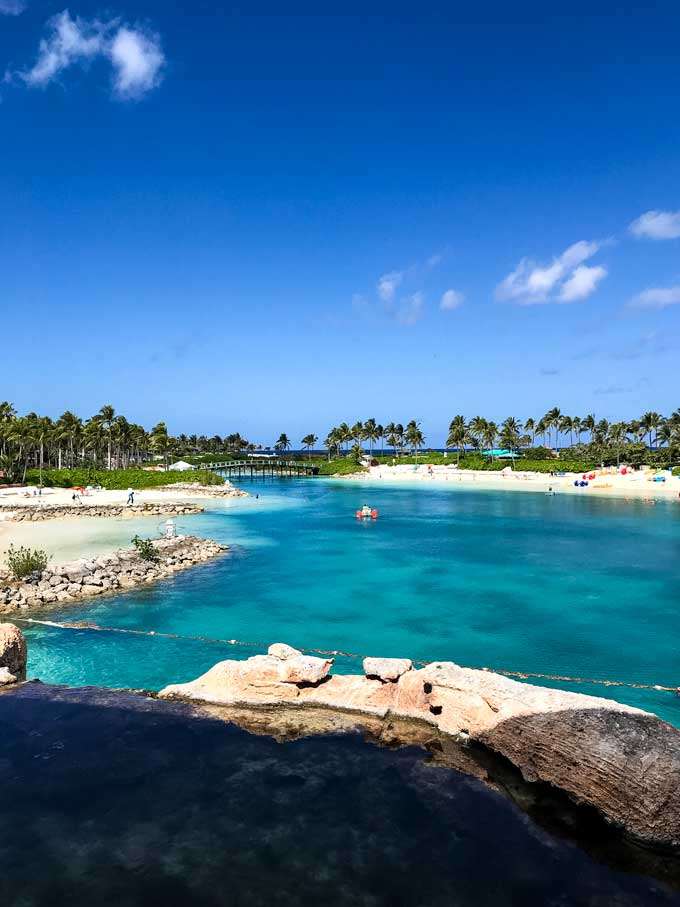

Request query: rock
[
  {"left": 0, "top": 622, "right": 27, "bottom": 681},
  {"left": 278, "top": 655, "right": 333, "bottom": 685},
  {"left": 363, "top": 657, "right": 412, "bottom": 682},
  {"left": 80, "top": 584, "right": 103, "bottom": 596},
  {"left": 268, "top": 642, "right": 302, "bottom": 660},
  {"left": 0, "top": 666, "right": 17, "bottom": 685},
  {"left": 159, "top": 645, "right": 680, "bottom": 848}
]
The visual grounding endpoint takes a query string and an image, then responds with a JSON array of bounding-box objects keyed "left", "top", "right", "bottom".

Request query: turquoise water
[{"left": 23, "top": 478, "right": 680, "bottom": 724}]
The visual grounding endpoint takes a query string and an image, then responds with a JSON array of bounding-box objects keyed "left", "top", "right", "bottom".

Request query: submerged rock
[
  {"left": 159, "top": 643, "right": 680, "bottom": 848},
  {"left": 0, "top": 622, "right": 26, "bottom": 682}
]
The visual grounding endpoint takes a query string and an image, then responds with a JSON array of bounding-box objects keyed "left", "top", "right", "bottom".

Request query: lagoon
[{"left": 22, "top": 477, "right": 680, "bottom": 725}]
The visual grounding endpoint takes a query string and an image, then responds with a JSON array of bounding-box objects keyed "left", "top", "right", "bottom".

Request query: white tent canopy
[{"left": 168, "top": 460, "right": 194, "bottom": 472}]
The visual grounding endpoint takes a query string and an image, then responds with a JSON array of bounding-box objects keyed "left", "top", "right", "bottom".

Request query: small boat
[{"left": 355, "top": 506, "right": 379, "bottom": 520}]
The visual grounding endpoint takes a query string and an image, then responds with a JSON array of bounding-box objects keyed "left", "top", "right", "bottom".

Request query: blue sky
[{"left": 1, "top": 1, "right": 679, "bottom": 445}]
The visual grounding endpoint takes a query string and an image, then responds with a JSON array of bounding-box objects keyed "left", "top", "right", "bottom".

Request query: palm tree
[
  {"left": 640, "top": 411, "right": 663, "bottom": 449},
  {"left": 468, "top": 416, "right": 487, "bottom": 451},
  {"left": 363, "top": 418, "right": 379, "bottom": 456},
  {"left": 499, "top": 416, "right": 521, "bottom": 451},
  {"left": 481, "top": 420, "right": 498, "bottom": 454},
  {"left": 405, "top": 420, "right": 425, "bottom": 459},
  {"left": 301, "top": 433, "right": 318, "bottom": 459},
  {"left": 582, "top": 414, "right": 596, "bottom": 443},
  {"left": 337, "top": 422, "right": 352, "bottom": 454},
  {"left": 274, "top": 433, "right": 291, "bottom": 454},
  {"left": 608, "top": 422, "right": 628, "bottom": 467},
  {"left": 572, "top": 416, "right": 583, "bottom": 446},
  {"left": 542, "top": 407, "right": 561, "bottom": 450},
  {"left": 96, "top": 404, "right": 116, "bottom": 471},
  {"left": 324, "top": 428, "right": 341, "bottom": 461},
  {"left": 523, "top": 417, "right": 536, "bottom": 447},
  {"left": 447, "top": 415, "right": 468, "bottom": 465},
  {"left": 559, "top": 415, "right": 574, "bottom": 447},
  {"left": 150, "top": 421, "right": 171, "bottom": 470},
  {"left": 350, "top": 421, "right": 365, "bottom": 453}
]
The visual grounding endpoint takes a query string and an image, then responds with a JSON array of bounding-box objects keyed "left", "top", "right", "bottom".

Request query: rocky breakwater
[
  {"left": 0, "top": 622, "right": 26, "bottom": 685},
  {"left": 0, "top": 502, "right": 204, "bottom": 522},
  {"left": 0, "top": 535, "right": 227, "bottom": 613},
  {"left": 156, "top": 482, "right": 248, "bottom": 499},
  {"left": 160, "top": 644, "right": 680, "bottom": 849}
]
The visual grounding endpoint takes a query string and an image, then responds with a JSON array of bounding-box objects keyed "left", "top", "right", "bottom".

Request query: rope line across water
[{"left": 13, "top": 617, "right": 679, "bottom": 695}]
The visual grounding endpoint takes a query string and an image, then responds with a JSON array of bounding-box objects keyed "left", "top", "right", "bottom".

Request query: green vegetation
[
  {"left": 4, "top": 544, "right": 49, "bottom": 579},
  {"left": 317, "top": 457, "right": 367, "bottom": 476},
  {"left": 23, "top": 468, "right": 224, "bottom": 490},
  {"left": 131, "top": 535, "right": 160, "bottom": 562}
]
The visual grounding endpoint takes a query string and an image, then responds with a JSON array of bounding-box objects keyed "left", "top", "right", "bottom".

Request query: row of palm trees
[
  {"left": 322, "top": 421, "right": 425, "bottom": 459},
  {"left": 0, "top": 403, "right": 265, "bottom": 482}
]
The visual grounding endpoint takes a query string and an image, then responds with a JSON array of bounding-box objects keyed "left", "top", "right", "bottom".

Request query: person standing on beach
[{"left": 127, "top": 488, "right": 134, "bottom": 506}]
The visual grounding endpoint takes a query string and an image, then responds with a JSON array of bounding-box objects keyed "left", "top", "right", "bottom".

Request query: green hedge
[
  {"left": 317, "top": 457, "right": 367, "bottom": 476},
  {"left": 24, "top": 468, "right": 225, "bottom": 490}
]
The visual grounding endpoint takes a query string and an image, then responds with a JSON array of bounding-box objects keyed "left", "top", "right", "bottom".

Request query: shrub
[
  {"left": 25, "top": 468, "right": 225, "bottom": 490},
  {"left": 131, "top": 535, "right": 160, "bottom": 562},
  {"left": 5, "top": 544, "right": 49, "bottom": 579}
]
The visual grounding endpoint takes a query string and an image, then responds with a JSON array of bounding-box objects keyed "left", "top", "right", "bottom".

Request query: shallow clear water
[{"left": 23, "top": 477, "right": 680, "bottom": 724}]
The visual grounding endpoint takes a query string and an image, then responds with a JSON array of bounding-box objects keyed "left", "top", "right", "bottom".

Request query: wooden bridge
[{"left": 201, "top": 459, "right": 319, "bottom": 478}]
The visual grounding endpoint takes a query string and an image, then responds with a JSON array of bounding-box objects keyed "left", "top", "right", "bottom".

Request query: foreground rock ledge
[
  {"left": 0, "top": 535, "right": 228, "bottom": 613},
  {"left": 160, "top": 645, "right": 680, "bottom": 848}
]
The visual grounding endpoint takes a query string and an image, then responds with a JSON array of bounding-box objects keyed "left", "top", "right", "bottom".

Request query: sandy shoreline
[
  {"left": 333, "top": 463, "right": 680, "bottom": 502},
  {"left": 0, "top": 484, "right": 243, "bottom": 560}
]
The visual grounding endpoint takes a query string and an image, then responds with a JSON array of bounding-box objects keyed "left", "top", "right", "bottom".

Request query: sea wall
[
  {"left": 0, "top": 535, "right": 227, "bottom": 613},
  {"left": 160, "top": 645, "right": 680, "bottom": 848},
  {"left": 0, "top": 502, "right": 205, "bottom": 522},
  {"left": 155, "top": 482, "right": 248, "bottom": 498}
]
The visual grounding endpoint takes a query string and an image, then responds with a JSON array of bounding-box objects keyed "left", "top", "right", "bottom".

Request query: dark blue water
[
  {"left": 0, "top": 683, "right": 677, "bottom": 906},
  {"left": 22, "top": 478, "right": 680, "bottom": 724}
]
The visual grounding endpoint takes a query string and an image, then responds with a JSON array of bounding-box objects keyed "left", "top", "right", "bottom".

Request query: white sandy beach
[
  {"left": 0, "top": 484, "right": 243, "bottom": 560},
  {"left": 336, "top": 462, "right": 680, "bottom": 502}
]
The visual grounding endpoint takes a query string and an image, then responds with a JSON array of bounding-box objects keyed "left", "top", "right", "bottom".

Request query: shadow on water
[{"left": 1, "top": 683, "right": 679, "bottom": 907}]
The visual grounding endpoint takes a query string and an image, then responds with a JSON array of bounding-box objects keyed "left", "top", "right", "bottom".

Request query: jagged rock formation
[
  {"left": 0, "top": 622, "right": 26, "bottom": 683},
  {"left": 0, "top": 536, "right": 227, "bottom": 613},
  {"left": 155, "top": 482, "right": 248, "bottom": 498},
  {"left": 160, "top": 644, "right": 680, "bottom": 848}
]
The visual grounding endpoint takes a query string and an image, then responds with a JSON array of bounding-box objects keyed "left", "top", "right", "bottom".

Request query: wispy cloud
[
  {"left": 0, "top": 0, "right": 26, "bottom": 15},
  {"left": 439, "top": 289, "right": 464, "bottom": 311},
  {"left": 377, "top": 270, "right": 403, "bottom": 302},
  {"left": 628, "top": 285, "right": 680, "bottom": 309},
  {"left": 14, "top": 10, "right": 164, "bottom": 100},
  {"left": 395, "top": 291, "right": 425, "bottom": 325},
  {"left": 629, "top": 210, "right": 680, "bottom": 240},
  {"left": 495, "top": 240, "right": 607, "bottom": 305}
]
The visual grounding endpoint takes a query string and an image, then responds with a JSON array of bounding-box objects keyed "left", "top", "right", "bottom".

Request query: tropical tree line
[
  {"left": 0, "top": 402, "right": 261, "bottom": 483},
  {"left": 322, "top": 420, "right": 426, "bottom": 460},
  {"left": 445, "top": 409, "right": 680, "bottom": 466}
]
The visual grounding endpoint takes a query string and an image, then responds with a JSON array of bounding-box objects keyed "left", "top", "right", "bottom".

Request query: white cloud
[
  {"left": 440, "top": 289, "right": 464, "bottom": 311},
  {"left": 426, "top": 253, "right": 442, "bottom": 268},
  {"left": 17, "top": 10, "right": 164, "bottom": 99},
  {"left": 0, "top": 0, "right": 26, "bottom": 15},
  {"left": 396, "top": 291, "right": 425, "bottom": 325},
  {"left": 21, "top": 11, "right": 104, "bottom": 87},
  {"left": 377, "top": 270, "right": 403, "bottom": 302},
  {"left": 110, "top": 26, "right": 164, "bottom": 99},
  {"left": 496, "top": 239, "right": 603, "bottom": 305},
  {"left": 629, "top": 210, "right": 680, "bottom": 240},
  {"left": 629, "top": 286, "right": 680, "bottom": 309},
  {"left": 559, "top": 265, "right": 607, "bottom": 302}
]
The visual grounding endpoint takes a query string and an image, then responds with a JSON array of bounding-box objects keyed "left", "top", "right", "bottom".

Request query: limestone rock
[
  {"left": 268, "top": 642, "right": 302, "bottom": 660},
  {"left": 363, "top": 657, "right": 412, "bottom": 682},
  {"left": 278, "top": 655, "right": 333, "bottom": 685},
  {"left": 0, "top": 622, "right": 27, "bottom": 681}
]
